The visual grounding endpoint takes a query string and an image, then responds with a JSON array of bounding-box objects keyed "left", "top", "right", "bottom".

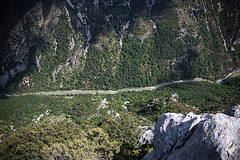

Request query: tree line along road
[{"left": 8, "top": 68, "right": 240, "bottom": 96}]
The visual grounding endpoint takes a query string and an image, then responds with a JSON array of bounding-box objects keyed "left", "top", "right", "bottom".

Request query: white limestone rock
[
  {"left": 98, "top": 98, "right": 109, "bottom": 109},
  {"left": 138, "top": 126, "right": 154, "bottom": 148},
  {"left": 143, "top": 106, "right": 240, "bottom": 160}
]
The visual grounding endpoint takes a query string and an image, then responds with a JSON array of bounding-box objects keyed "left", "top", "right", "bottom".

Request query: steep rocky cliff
[
  {"left": 0, "top": 0, "right": 239, "bottom": 92},
  {"left": 143, "top": 105, "right": 240, "bottom": 160}
]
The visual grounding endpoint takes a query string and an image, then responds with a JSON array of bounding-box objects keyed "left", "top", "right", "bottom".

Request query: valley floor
[{"left": 11, "top": 69, "right": 240, "bottom": 96}]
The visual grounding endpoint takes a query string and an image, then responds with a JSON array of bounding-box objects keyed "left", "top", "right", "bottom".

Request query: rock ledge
[{"left": 143, "top": 105, "right": 240, "bottom": 160}]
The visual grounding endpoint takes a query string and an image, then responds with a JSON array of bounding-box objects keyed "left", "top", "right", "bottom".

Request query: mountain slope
[{"left": 0, "top": 0, "right": 239, "bottom": 93}]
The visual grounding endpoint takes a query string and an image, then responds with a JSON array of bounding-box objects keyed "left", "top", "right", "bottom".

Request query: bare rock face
[
  {"left": 143, "top": 106, "right": 240, "bottom": 160},
  {"left": 223, "top": 105, "right": 240, "bottom": 118},
  {"left": 138, "top": 126, "right": 154, "bottom": 148}
]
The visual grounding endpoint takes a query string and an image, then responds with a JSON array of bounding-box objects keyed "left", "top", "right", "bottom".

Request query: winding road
[{"left": 11, "top": 69, "right": 240, "bottom": 96}]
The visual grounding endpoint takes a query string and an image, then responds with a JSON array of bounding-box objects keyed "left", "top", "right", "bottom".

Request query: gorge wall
[{"left": 0, "top": 0, "right": 239, "bottom": 92}]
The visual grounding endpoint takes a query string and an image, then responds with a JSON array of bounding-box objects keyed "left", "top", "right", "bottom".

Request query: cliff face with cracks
[{"left": 143, "top": 105, "right": 240, "bottom": 160}]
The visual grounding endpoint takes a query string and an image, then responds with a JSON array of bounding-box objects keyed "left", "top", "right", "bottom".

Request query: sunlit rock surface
[{"left": 143, "top": 106, "right": 240, "bottom": 160}]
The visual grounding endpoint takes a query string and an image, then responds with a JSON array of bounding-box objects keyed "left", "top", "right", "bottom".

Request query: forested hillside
[
  {"left": 1, "top": 77, "right": 240, "bottom": 159},
  {"left": 0, "top": 0, "right": 239, "bottom": 93}
]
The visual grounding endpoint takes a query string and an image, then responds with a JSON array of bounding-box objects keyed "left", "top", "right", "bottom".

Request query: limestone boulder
[{"left": 143, "top": 106, "right": 240, "bottom": 160}]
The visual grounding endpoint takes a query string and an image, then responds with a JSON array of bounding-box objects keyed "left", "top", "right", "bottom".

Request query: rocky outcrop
[
  {"left": 143, "top": 106, "right": 240, "bottom": 160},
  {"left": 223, "top": 105, "right": 240, "bottom": 118},
  {"left": 138, "top": 126, "right": 154, "bottom": 148}
]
